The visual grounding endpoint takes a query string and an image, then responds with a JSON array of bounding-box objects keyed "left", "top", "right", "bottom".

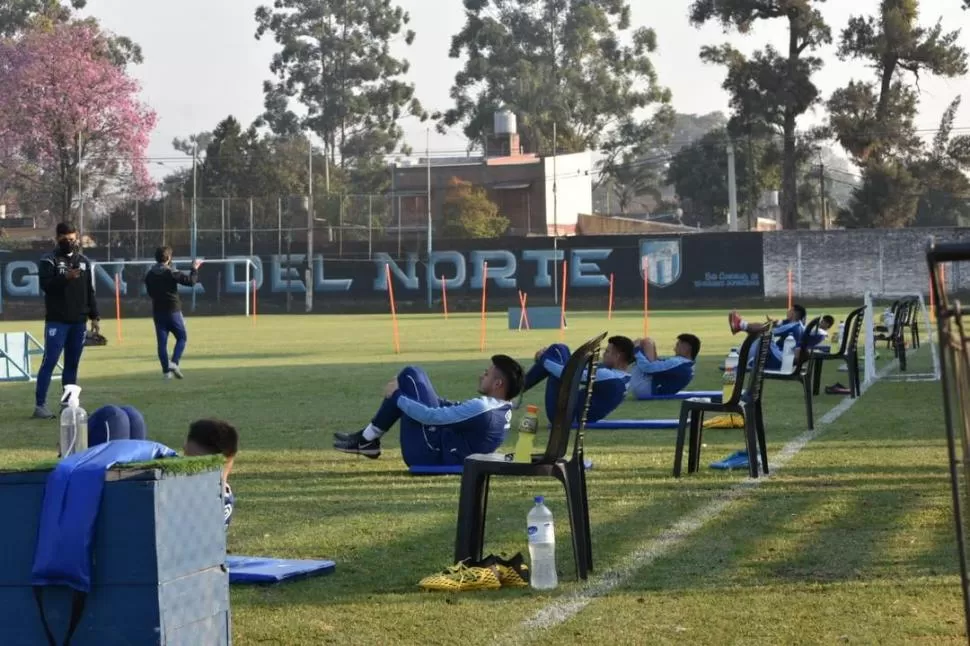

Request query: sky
[{"left": 80, "top": 0, "right": 970, "bottom": 179}]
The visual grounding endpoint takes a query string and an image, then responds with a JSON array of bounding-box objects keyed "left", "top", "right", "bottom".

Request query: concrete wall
[{"left": 762, "top": 228, "right": 970, "bottom": 299}]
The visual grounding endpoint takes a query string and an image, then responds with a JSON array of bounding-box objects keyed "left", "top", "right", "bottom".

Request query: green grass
[{"left": 0, "top": 310, "right": 965, "bottom": 645}]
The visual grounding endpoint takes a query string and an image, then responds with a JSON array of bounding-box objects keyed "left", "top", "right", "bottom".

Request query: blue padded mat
[
  {"left": 584, "top": 419, "right": 679, "bottom": 430},
  {"left": 226, "top": 556, "right": 335, "bottom": 584},
  {"left": 409, "top": 464, "right": 463, "bottom": 475},
  {"left": 634, "top": 390, "right": 722, "bottom": 402}
]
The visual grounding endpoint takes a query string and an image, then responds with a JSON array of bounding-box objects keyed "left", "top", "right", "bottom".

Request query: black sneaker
[
  {"left": 333, "top": 430, "right": 382, "bottom": 459},
  {"left": 333, "top": 431, "right": 352, "bottom": 442}
]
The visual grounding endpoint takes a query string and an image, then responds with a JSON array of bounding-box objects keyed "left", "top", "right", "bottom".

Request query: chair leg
[
  {"left": 454, "top": 468, "right": 490, "bottom": 564},
  {"left": 812, "top": 358, "right": 823, "bottom": 396},
  {"left": 688, "top": 410, "right": 704, "bottom": 474},
  {"left": 742, "top": 409, "right": 759, "bottom": 479},
  {"left": 576, "top": 458, "right": 593, "bottom": 573},
  {"left": 557, "top": 465, "right": 587, "bottom": 581},
  {"left": 755, "top": 402, "right": 769, "bottom": 476},
  {"left": 802, "top": 373, "right": 814, "bottom": 430},
  {"left": 673, "top": 406, "right": 690, "bottom": 477},
  {"left": 565, "top": 456, "right": 593, "bottom": 576},
  {"left": 851, "top": 353, "right": 862, "bottom": 397}
]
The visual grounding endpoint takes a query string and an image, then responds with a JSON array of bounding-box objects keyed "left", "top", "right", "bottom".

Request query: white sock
[
  {"left": 362, "top": 424, "right": 385, "bottom": 441},
  {"left": 740, "top": 321, "right": 749, "bottom": 331}
]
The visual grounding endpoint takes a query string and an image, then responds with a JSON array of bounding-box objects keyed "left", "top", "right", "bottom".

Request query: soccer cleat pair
[{"left": 418, "top": 553, "right": 529, "bottom": 592}]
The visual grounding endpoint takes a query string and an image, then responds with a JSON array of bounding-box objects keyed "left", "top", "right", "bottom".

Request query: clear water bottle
[
  {"left": 835, "top": 320, "right": 845, "bottom": 345},
  {"left": 722, "top": 348, "right": 739, "bottom": 401},
  {"left": 58, "top": 385, "right": 88, "bottom": 458},
  {"left": 780, "top": 335, "right": 797, "bottom": 373},
  {"left": 527, "top": 495, "right": 558, "bottom": 590}
]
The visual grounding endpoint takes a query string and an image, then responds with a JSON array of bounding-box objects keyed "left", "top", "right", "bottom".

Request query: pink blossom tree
[{"left": 0, "top": 23, "right": 156, "bottom": 223}]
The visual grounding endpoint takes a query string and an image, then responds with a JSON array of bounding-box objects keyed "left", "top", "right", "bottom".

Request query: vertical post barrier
[
  {"left": 559, "top": 260, "right": 568, "bottom": 341},
  {"left": 607, "top": 272, "right": 614, "bottom": 321},
  {"left": 251, "top": 279, "right": 257, "bottom": 326},
  {"left": 385, "top": 263, "right": 401, "bottom": 354},
  {"left": 518, "top": 291, "right": 531, "bottom": 331},
  {"left": 480, "top": 261, "right": 488, "bottom": 352},
  {"left": 244, "top": 261, "right": 251, "bottom": 318},
  {"left": 441, "top": 276, "right": 448, "bottom": 320},
  {"left": 114, "top": 274, "right": 122, "bottom": 344},
  {"left": 641, "top": 256, "right": 650, "bottom": 338}
]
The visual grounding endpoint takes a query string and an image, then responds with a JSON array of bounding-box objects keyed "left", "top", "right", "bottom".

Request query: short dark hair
[
  {"left": 607, "top": 335, "right": 636, "bottom": 364},
  {"left": 678, "top": 333, "right": 701, "bottom": 360},
  {"left": 187, "top": 419, "right": 239, "bottom": 458},
  {"left": 155, "top": 246, "right": 173, "bottom": 264},
  {"left": 820, "top": 314, "right": 835, "bottom": 328},
  {"left": 491, "top": 354, "right": 524, "bottom": 400},
  {"left": 55, "top": 222, "right": 77, "bottom": 237},
  {"left": 792, "top": 304, "right": 807, "bottom": 322}
]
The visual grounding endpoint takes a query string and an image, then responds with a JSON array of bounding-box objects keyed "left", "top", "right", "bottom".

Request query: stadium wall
[{"left": 0, "top": 228, "right": 966, "bottom": 318}]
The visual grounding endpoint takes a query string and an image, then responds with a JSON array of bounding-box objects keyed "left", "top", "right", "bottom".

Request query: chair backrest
[
  {"left": 840, "top": 305, "right": 867, "bottom": 355},
  {"left": 891, "top": 298, "right": 914, "bottom": 338},
  {"left": 742, "top": 327, "right": 773, "bottom": 405},
  {"left": 542, "top": 332, "right": 607, "bottom": 463},
  {"left": 724, "top": 327, "right": 770, "bottom": 406},
  {"left": 794, "top": 317, "right": 822, "bottom": 371}
]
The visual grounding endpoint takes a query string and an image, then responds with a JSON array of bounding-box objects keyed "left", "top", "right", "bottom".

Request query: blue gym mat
[
  {"left": 584, "top": 419, "right": 679, "bottom": 430},
  {"left": 226, "top": 556, "right": 336, "bottom": 584},
  {"left": 634, "top": 390, "right": 722, "bottom": 402},
  {"left": 408, "top": 458, "right": 595, "bottom": 475}
]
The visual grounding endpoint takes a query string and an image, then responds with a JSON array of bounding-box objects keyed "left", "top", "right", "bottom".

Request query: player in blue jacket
[
  {"left": 333, "top": 355, "right": 524, "bottom": 466},
  {"left": 182, "top": 419, "right": 239, "bottom": 528},
  {"left": 519, "top": 336, "right": 635, "bottom": 423},
  {"left": 628, "top": 333, "right": 701, "bottom": 399},
  {"left": 730, "top": 306, "right": 833, "bottom": 370}
]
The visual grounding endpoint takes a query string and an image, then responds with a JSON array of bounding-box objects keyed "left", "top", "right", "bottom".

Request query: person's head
[
  {"left": 184, "top": 419, "right": 239, "bottom": 479},
  {"left": 603, "top": 335, "right": 635, "bottom": 369},
  {"left": 479, "top": 354, "right": 524, "bottom": 401},
  {"left": 155, "top": 245, "right": 173, "bottom": 265},
  {"left": 788, "top": 304, "right": 807, "bottom": 323},
  {"left": 674, "top": 333, "right": 701, "bottom": 361},
  {"left": 820, "top": 314, "right": 835, "bottom": 331},
  {"left": 55, "top": 222, "right": 79, "bottom": 256}
]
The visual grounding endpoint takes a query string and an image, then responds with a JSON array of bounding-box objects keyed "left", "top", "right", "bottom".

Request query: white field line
[{"left": 503, "top": 360, "right": 899, "bottom": 643}]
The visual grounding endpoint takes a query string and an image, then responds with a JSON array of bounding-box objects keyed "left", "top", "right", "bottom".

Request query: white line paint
[{"left": 503, "top": 361, "right": 897, "bottom": 644}]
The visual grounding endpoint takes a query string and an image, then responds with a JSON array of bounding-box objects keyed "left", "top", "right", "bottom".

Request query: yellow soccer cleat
[
  {"left": 487, "top": 553, "right": 530, "bottom": 588},
  {"left": 418, "top": 561, "right": 502, "bottom": 592}
]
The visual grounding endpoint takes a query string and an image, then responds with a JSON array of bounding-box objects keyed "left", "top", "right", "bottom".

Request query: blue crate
[{"left": 0, "top": 466, "right": 231, "bottom": 645}]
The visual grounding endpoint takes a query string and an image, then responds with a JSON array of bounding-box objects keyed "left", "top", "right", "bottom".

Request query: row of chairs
[{"left": 452, "top": 308, "right": 879, "bottom": 580}]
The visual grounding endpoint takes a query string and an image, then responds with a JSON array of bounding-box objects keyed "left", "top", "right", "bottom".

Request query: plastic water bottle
[
  {"left": 722, "top": 348, "right": 740, "bottom": 401},
  {"left": 835, "top": 320, "right": 845, "bottom": 345},
  {"left": 58, "top": 385, "right": 88, "bottom": 458},
  {"left": 884, "top": 307, "right": 895, "bottom": 330},
  {"left": 513, "top": 405, "right": 539, "bottom": 462},
  {"left": 780, "top": 335, "right": 797, "bottom": 373},
  {"left": 527, "top": 496, "right": 558, "bottom": 590}
]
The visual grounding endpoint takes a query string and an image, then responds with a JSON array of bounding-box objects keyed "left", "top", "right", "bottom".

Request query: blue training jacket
[
  {"left": 31, "top": 440, "right": 178, "bottom": 593},
  {"left": 397, "top": 395, "right": 513, "bottom": 463},
  {"left": 630, "top": 351, "right": 695, "bottom": 396},
  {"left": 541, "top": 358, "right": 631, "bottom": 422}
]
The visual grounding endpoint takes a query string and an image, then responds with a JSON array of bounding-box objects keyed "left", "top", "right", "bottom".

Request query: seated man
[
  {"left": 519, "top": 336, "right": 635, "bottom": 424},
  {"left": 628, "top": 334, "right": 701, "bottom": 398},
  {"left": 729, "top": 305, "right": 834, "bottom": 370},
  {"left": 183, "top": 419, "right": 239, "bottom": 528},
  {"left": 333, "top": 355, "right": 524, "bottom": 466}
]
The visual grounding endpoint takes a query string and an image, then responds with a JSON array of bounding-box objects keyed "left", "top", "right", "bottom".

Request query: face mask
[{"left": 57, "top": 239, "right": 78, "bottom": 256}]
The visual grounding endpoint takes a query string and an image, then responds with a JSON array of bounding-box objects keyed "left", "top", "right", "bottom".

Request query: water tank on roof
[{"left": 494, "top": 109, "right": 517, "bottom": 135}]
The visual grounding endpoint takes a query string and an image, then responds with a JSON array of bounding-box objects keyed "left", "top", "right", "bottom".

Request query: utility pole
[
  {"left": 818, "top": 160, "right": 827, "bottom": 231},
  {"left": 77, "top": 132, "right": 83, "bottom": 238},
  {"left": 307, "top": 140, "right": 314, "bottom": 312},
  {"left": 727, "top": 141, "right": 739, "bottom": 232},
  {"left": 191, "top": 143, "right": 198, "bottom": 312},
  {"left": 426, "top": 127, "right": 432, "bottom": 309},
  {"left": 552, "top": 122, "right": 559, "bottom": 305}
]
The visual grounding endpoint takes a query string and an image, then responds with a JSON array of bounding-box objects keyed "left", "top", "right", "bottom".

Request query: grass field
[{"left": 0, "top": 309, "right": 966, "bottom": 645}]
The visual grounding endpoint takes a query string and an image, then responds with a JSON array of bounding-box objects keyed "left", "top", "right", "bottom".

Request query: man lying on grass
[
  {"left": 729, "top": 305, "right": 834, "bottom": 370},
  {"left": 628, "top": 333, "right": 702, "bottom": 399},
  {"left": 333, "top": 355, "right": 524, "bottom": 466},
  {"left": 183, "top": 419, "right": 239, "bottom": 527},
  {"left": 517, "top": 336, "right": 635, "bottom": 423}
]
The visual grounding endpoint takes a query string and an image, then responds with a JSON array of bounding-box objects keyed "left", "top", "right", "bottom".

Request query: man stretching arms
[
  {"left": 519, "top": 336, "right": 635, "bottom": 423},
  {"left": 34, "top": 222, "right": 100, "bottom": 419},
  {"left": 144, "top": 246, "right": 202, "bottom": 379},
  {"left": 628, "top": 334, "right": 702, "bottom": 399},
  {"left": 729, "top": 306, "right": 833, "bottom": 370},
  {"left": 334, "top": 355, "right": 524, "bottom": 466}
]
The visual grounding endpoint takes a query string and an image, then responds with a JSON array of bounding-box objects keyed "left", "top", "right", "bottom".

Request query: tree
[
  {"left": 690, "top": 0, "right": 831, "bottom": 230},
  {"left": 0, "top": 24, "right": 156, "bottom": 222},
  {"left": 254, "top": 0, "right": 426, "bottom": 191},
  {"left": 829, "top": 0, "right": 967, "bottom": 163},
  {"left": 441, "top": 178, "right": 507, "bottom": 239},
  {"left": 837, "top": 160, "right": 920, "bottom": 228},
  {"left": 442, "top": 0, "right": 673, "bottom": 196},
  {"left": 911, "top": 96, "right": 970, "bottom": 226}
]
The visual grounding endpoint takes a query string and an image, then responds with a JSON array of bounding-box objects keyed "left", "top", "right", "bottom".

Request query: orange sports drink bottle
[{"left": 513, "top": 405, "right": 539, "bottom": 462}]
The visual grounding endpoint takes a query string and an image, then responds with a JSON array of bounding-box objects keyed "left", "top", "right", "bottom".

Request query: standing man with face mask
[
  {"left": 144, "top": 246, "right": 202, "bottom": 379},
  {"left": 34, "top": 222, "right": 100, "bottom": 419}
]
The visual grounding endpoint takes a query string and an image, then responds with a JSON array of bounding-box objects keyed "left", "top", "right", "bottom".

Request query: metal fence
[{"left": 86, "top": 193, "right": 435, "bottom": 259}]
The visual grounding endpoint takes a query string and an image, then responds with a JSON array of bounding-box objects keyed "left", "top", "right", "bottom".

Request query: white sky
[{"left": 81, "top": 0, "right": 970, "bottom": 178}]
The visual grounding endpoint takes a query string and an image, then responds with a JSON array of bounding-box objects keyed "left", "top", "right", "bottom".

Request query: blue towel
[{"left": 31, "top": 440, "right": 177, "bottom": 593}]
